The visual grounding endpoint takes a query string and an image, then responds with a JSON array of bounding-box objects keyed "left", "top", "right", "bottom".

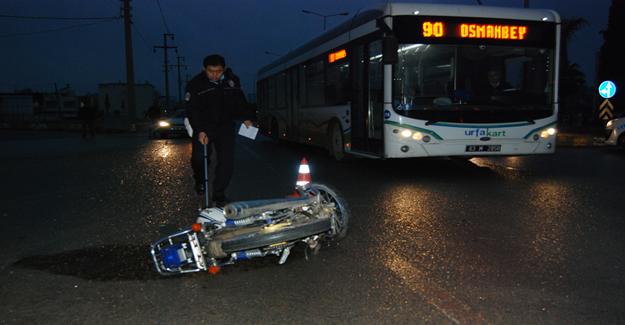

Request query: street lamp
[{"left": 302, "top": 10, "right": 349, "bottom": 31}]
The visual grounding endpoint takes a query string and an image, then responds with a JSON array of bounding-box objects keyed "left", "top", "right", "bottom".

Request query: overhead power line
[
  {"left": 0, "top": 14, "right": 120, "bottom": 20},
  {"left": 155, "top": 0, "right": 171, "bottom": 33},
  {"left": 0, "top": 18, "right": 119, "bottom": 38},
  {"left": 132, "top": 22, "right": 153, "bottom": 49}
]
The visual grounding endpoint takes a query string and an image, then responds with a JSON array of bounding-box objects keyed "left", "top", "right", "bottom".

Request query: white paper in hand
[{"left": 238, "top": 123, "right": 258, "bottom": 140}]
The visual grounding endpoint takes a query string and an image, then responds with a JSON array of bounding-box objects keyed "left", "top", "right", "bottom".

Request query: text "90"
[{"left": 422, "top": 21, "right": 445, "bottom": 37}]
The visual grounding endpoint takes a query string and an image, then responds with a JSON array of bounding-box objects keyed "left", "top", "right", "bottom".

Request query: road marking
[{"left": 384, "top": 254, "right": 488, "bottom": 324}]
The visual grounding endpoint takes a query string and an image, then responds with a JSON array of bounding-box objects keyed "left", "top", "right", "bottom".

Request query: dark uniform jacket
[{"left": 185, "top": 69, "right": 255, "bottom": 138}]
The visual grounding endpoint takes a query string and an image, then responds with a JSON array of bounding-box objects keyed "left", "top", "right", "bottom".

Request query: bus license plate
[{"left": 465, "top": 145, "right": 501, "bottom": 152}]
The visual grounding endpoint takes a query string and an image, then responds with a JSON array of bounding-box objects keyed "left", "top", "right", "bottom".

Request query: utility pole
[
  {"left": 154, "top": 33, "right": 176, "bottom": 109},
  {"left": 54, "top": 82, "right": 64, "bottom": 119},
  {"left": 122, "top": 0, "right": 136, "bottom": 123},
  {"left": 171, "top": 56, "right": 187, "bottom": 103}
]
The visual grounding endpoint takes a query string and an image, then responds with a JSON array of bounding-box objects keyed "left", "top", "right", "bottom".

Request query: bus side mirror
[{"left": 383, "top": 36, "right": 398, "bottom": 64}]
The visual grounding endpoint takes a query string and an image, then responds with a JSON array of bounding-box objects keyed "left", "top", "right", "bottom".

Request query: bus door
[
  {"left": 350, "top": 40, "right": 384, "bottom": 157},
  {"left": 286, "top": 67, "right": 299, "bottom": 141}
]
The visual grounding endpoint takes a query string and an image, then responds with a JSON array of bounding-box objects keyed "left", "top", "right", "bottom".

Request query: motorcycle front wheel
[{"left": 304, "top": 183, "right": 350, "bottom": 240}]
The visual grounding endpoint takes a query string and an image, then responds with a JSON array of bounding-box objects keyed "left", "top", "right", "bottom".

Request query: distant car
[
  {"left": 150, "top": 110, "right": 189, "bottom": 139},
  {"left": 605, "top": 117, "right": 625, "bottom": 148}
]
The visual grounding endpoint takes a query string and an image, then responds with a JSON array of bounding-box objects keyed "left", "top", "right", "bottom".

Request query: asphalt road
[{"left": 1, "top": 131, "right": 624, "bottom": 324}]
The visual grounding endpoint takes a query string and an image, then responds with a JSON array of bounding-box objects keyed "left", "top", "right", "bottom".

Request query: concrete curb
[{"left": 556, "top": 133, "right": 605, "bottom": 147}]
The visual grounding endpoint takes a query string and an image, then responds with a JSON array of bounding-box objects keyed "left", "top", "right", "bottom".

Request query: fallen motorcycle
[{"left": 150, "top": 183, "right": 350, "bottom": 275}]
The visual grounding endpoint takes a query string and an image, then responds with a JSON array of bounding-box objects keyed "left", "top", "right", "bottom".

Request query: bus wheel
[{"left": 329, "top": 121, "right": 345, "bottom": 161}]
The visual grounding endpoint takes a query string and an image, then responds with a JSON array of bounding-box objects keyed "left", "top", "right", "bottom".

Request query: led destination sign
[
  {"left": 394, "top": 16, "right": 555, "bottom": 47},
  {"left": 422, "top": 21, "right": 529, "bottom": 40}
]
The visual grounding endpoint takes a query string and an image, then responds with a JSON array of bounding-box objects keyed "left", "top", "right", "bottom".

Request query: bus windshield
[{"left": 392, "top": 44, "right": 555, "bottom": 123}]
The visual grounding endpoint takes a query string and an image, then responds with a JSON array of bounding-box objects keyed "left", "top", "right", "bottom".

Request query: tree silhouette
[
  {"left": 597, "top": 0, "right": 625, "bottom": 116},
  {"left": 559, "top": 17, "right": 590, "bottom": 126}
]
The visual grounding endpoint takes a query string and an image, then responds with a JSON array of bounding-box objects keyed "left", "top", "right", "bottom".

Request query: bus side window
[
  {"left": 268, "top": 77, "right": 276, "bottom": 110},
  {"left": 305, "top": 59, "right": 325, "bottom": 107},
  {"left": 326, "top": 60, "right": 350, "bottom": 105}
]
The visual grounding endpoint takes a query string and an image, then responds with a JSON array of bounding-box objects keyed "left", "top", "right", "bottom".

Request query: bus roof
[
  {"left": 387, "top": 3, "right": 559, "bottom": 22},
  {"left": 258, "top": 2, "right": 560, "bottom": 79}
]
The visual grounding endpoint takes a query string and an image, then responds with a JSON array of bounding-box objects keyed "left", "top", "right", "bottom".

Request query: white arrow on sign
[{"left": 600, "top": 83, "right": 613, "bottom": 97}]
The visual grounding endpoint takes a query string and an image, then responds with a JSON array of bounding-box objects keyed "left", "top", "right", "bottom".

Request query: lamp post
[{"left": 301, "top": 10, "right": 349, "bottom": 31}]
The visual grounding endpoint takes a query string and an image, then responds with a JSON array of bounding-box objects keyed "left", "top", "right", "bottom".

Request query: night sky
[{"left": 0, "top": 0, "right": 611, "bottom": 97}]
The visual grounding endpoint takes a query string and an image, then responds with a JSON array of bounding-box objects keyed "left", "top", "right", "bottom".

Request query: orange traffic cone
[
  {"left": 288, "top": 157, "right": 311, "bottom": 197},
  {"left": 296, "top": 157, "right": 311, "bottom": 187}
]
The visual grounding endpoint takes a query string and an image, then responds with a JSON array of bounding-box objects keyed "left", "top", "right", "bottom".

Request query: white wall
[{"left": 98, "top": 83, "right": 157, "bottom": 120}]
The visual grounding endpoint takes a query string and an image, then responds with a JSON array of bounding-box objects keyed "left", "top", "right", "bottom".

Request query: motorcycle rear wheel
[
  {"left": 218, "top": 217, "right": 331, "bottom": 254},
  {"left": 212, "top": 183, "right": 350, "bottom": 256}
]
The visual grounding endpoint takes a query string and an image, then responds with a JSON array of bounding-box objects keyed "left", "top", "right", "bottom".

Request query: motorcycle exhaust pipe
[{"left": 224, "top": 196, "right": 317, "bottom": 219}]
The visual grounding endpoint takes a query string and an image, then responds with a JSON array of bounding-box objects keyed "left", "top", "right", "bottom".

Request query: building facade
[{"left": 98, "top": 82, "right": 158, "bottom": 120}]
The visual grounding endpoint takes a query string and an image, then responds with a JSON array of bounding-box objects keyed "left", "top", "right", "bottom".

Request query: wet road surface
[{"left": 1, "top": 132, "right": 624, "bottom": 324}]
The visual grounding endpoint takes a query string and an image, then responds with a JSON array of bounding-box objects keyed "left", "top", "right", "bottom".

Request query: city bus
[{"left": 256, "top": 3, "right": 560, "bottom": 160}]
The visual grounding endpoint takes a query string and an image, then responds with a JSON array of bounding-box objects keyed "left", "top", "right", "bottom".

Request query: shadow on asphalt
[
  {"left": 262, "top": 139, "right": 500, "bottom": 180},
  {"left": 602, "top": 146, "right": 625, "bottom": 157},
  {"left": 12, "top": 243, "right": 316, "bottom": 281},
  {"left": 13, "top": 245, "right": 168, "bottom": 281}
]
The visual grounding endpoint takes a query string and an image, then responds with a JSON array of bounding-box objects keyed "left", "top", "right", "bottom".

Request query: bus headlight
[
  {"left": 412, "top": 132, "right": 423, "bottom": 141},
  {"left": 158, "top": 121, "right": 171, "bottom": 128},
  {"left": 606, "top": 120, "right": 613, "bottom": 128},
  {"left": 540, "top": 127, "right": 556, "bottom": 138},
  {"left": 400, "top": 129, "right": 412, "bottom": 138}
]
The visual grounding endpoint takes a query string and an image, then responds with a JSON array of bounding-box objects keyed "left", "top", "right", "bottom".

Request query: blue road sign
[{"left": 598, "top": 80, "right": 617, "bottom": 99}]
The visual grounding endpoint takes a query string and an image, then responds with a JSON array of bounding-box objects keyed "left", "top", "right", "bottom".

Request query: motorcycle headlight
[
  {"left": 158, "top": 121, "right": 171, "bottom": 127},
  {"left": 606, "top": 120, "right": 613, "bottom": 128},
  {"left": 161, "top": 244, "right": 185, "bottom": 269}
]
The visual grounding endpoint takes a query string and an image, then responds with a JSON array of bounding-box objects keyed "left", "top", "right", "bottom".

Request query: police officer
[{"left": 185, "top": 54, "right": 255, "bottom": 206}]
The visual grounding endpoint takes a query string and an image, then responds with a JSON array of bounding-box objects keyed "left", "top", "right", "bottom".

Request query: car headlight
[
  {"left": 606, "top": 120, "right": 613, "bottom": 128},
  {"left": 158, "top": 121, "right": 170, "bottom": 127}
]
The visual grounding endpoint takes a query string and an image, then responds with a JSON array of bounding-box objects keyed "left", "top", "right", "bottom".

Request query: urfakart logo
[{"left": 464, "top": 128, "right": 506, "bottom": 137}]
